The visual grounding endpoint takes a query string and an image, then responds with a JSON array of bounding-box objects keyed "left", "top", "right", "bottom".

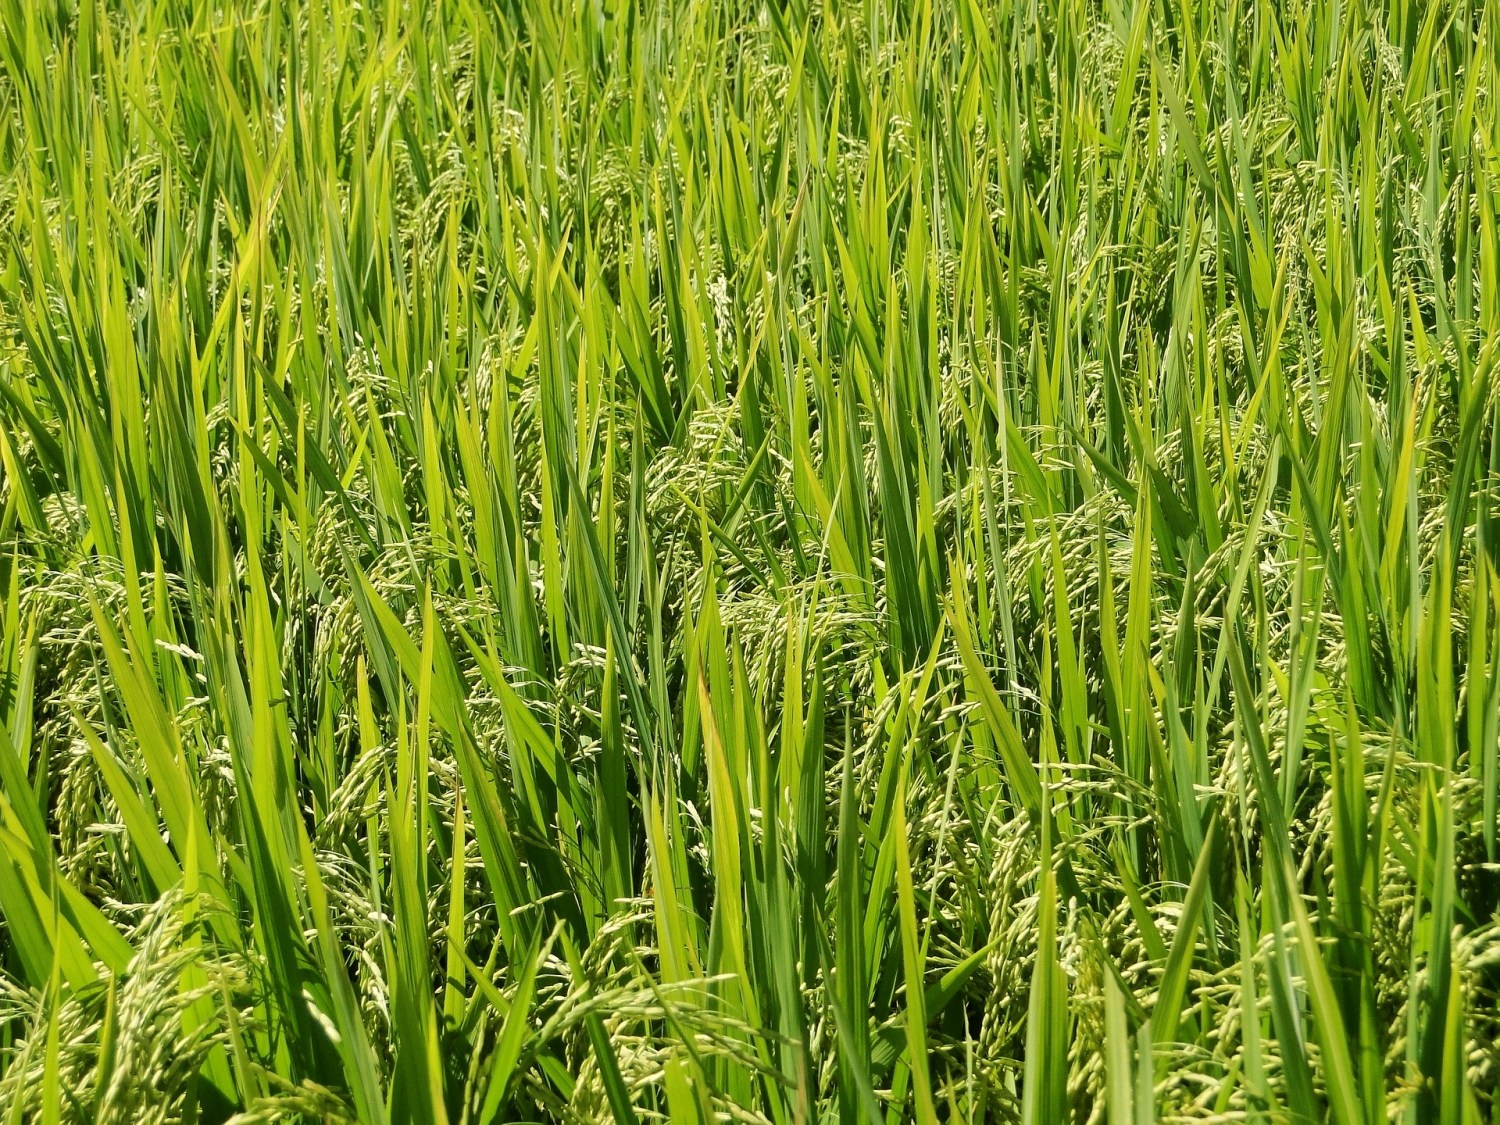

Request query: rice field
[{"left": 0, "top": 0, "right": 1498, "bottom": 1121}]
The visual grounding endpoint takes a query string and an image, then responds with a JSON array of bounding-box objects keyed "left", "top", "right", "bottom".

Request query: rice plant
[{"left": 0, "top": 0, "right": 1497, "bottom": 1121}]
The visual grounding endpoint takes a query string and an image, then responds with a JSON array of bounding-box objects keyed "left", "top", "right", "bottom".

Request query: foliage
[{"left": 0, "top": 0, "right": 1498, "bottom": 1121}]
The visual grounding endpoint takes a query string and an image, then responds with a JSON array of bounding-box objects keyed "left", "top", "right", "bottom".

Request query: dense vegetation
[{"left": 1, "top": 0, "right": 1498, "bottom": 1121}]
